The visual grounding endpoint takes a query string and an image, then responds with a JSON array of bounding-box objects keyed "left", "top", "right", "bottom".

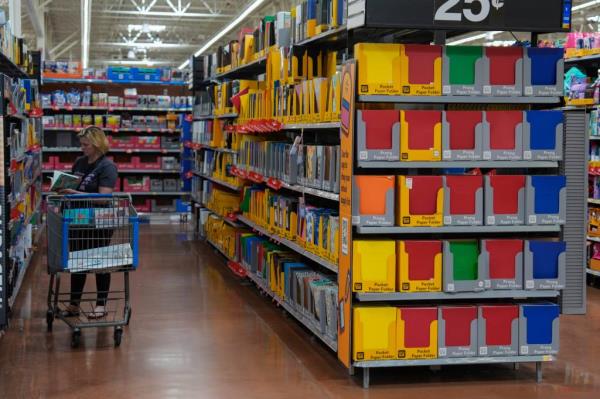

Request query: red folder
[
  {"left": 490, "top": 175, "right": 525, "bottom": 215},
  {"left": 446, "top": 175, "right": 483, "bottom": 215},
  {"left": 405, "top": 241, "right": 442, "bottom": 281},
  {"left": 481, "top": 305, "right": 519, "bottom": 346},
  {"left": 361, "top": 110, "right": 399, "bottom": 150},
  {"left": 442, "top": 306, "right": 477, "bottom": 347},
  {"left": 409, "top": 176, "right": 443, "bottom": 215},
  {"left": 405, "top": 44, "right": 442, "bottom": 84},
  {"left": 486, "top": 111, "right": 523, "bottom": 150},
  {"left": 401, "top": 307, "right": 438, "bottom": 348},
  {"left": 405, "top": 111, "right": 441, "bottom": 150},
  {"left": 445, "top": 111, "right": 482, "bottom": 150},
  {"left": 486, "top": 240, "right": 523, "bottom": 279},
  {"left": 486, "top": 47, "right": 523, "bottom": 85}
]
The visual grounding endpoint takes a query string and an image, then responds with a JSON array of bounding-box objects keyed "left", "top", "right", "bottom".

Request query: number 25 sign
[{"left": 435, "top": 0, "right": 505, "bottom": 23}]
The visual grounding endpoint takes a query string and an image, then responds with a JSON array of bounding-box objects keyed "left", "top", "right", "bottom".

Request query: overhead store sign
[{"left": 348, "top": 0, "right": 571, "bottom": 32}]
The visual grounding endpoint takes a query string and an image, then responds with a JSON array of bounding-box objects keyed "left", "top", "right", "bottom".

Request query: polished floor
[{"left": 1, "top": 224, "right": 600, "bottom": 398}]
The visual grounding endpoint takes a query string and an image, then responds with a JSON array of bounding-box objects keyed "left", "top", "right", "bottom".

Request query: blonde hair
[{"left": 78, "top": 126, "right": 110, "bottom": 155}]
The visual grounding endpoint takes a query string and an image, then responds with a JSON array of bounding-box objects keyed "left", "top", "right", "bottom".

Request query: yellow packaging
[
  {"left": 396, "top": 307, "right": 438, "bottom": 360},
  {"left": 397, "top": 241, "right": 442, "bottom": 292},
  {"left": 352, "top": 241, "right": 396, "bottom": 293},
  {"left": 400, "top": 110, "right": 441, "bottom": 161},
  {"left": 353, "top": 307, "right": 397, "bottom": 361},
  {"left": 398, "top": 176, "right": 444, "bottom": 227},
  {"left": 355, "top": 43, "right": 403, "bottom": 96}
]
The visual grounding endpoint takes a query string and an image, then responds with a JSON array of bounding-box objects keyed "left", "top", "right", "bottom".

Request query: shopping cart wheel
[
  {"left": 46, "top": 310, "right": 54, "bottom": 332},
  {"left": 114, "top": 327, "right": 123, "bottom": 347},
  {"left": 71, "top": 329, "right": 81, "bottom": 348}
]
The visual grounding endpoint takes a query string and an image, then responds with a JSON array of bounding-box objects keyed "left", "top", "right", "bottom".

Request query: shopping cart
[{"left": 45, "top": 193, "right": 139, "bottom": 348}]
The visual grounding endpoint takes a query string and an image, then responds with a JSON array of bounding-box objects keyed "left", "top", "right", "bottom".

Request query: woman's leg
[
  {"left": 70, "top": 273, "right": 87, "bottom": 307},
  {"left": 96, "top": 273, "right": 111, "bottom": 307}
]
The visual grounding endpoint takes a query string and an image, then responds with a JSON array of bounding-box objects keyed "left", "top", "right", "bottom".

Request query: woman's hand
[{"left": 58, "top": 188, "right": 83, "bottom": 195}]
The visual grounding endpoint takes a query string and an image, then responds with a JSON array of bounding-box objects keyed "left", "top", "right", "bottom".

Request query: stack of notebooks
[{"left": 197, "top": 150, "right": 241, "bottom": 188}]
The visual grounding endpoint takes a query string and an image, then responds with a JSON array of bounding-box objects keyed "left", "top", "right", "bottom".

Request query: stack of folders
[
  {"left": 205, "top": 186, "right": 240, "bottom": 216},
  {"left": 205, "top": 215, "right": 247, "bottom": 260},
  {"left": 291, "top": 0, "right": 346, "bottom": 44},
  {"left": 198, "top": 151, "right": 240, "bottom": 188}
]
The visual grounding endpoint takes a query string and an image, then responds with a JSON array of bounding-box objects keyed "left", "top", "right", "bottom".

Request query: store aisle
[{"left": 1, "top": 225, "right": 600, "bottom": 398}]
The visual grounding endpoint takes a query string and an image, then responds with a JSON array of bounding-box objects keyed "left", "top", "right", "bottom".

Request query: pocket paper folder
[
  {"left": 352, "top": 241, "right": 396, "bottom": 293},
  {"left": 484, "top": 111, "right": 524, "bottom": 161},
  {"left": 524, "top": 48, "right": 564, "bottom": 96},
  {"left": 397, "top": 241, "right": 442, "bottom": 293},
  {"left": 397, "top": 307, "right": 438, "bottom": 360},
  {"left": 523, "top": 111, "right": 564, "bottom": 161},
  {"left": 356, "top": 43, "right": 403, "bottom": 95},
  {"left": 353, "top": 176, "right": 395, "bottom": 226},
  {"left": 401, "top": 110, "right": 442, "bottom": 161},
  {"left": 400, "top": 44, "right": 442, "bottom": 96},
  {"left": 526, "top": 176, "right": 566, "bottom": 225},
  {"left": 442, "top": 111, "right": 484, "bottom": 161},
  {"left": 524, "top": 241, "right": 566, "bottom": 290},
  {"left": 442, "top": 46, "right": 485, "bottom": 96},
  {"left": 438, "top": 306, "right": 478, "bottom": 358},
  {"left": 485, "top": 175, "right": 525, "bottom": 226},
  {"left": 443, "top": 175, "right": 483, "bottom": 226},
  {"left": 483, "top": 47, "right": 524, "bottom": 96},
  {"left": 478, "top": 305, "right": 519, "bottom": 356},
  {"left": 519, "top": 303, "right": 560, "bottom": 355},
  {"left": 480, "top": 239, "right": 523, "bottom": 290},
  {"left": 356, "top": 110, "right": 400, "bottom": 161},
  {"left": 443, "top": 240, "right": 484, "bottom": 292},
  {"left": 398, "top": 176, "right": 444, "bottom": 227},
  {"left": 353, "top": 306, "right": 397, "bottom": 361}
]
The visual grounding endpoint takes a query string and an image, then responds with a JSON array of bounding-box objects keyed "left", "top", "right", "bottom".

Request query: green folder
[
  {"left": 449, "top": 241, "right": 479, "bottom": 281},
  {"left": 446, "top": 46, "right": 483, "bottom": 86}
]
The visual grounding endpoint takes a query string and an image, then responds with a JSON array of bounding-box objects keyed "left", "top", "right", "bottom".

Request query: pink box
[{"left": 135, "top": 154, "right": 162, "bottom": 170}]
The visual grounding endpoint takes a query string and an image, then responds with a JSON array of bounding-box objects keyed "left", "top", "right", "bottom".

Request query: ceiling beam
[
  {"left": 81, "top": 0, "right": 91, "bottom": 68},
  {"left": 99, "top": 10, "right": 231, "bottom": 18},
  {"left": 95, "top": 41, "right": 197, "bottom": 49},
  {"left": 54, "top": 39, "right": 79, "bottom": 59},
  {"left": 49, "top": 30, "right": 78, "bottom": 58},
  {"left": 24, "top": 0, "right": 45, "bottom": 49}
]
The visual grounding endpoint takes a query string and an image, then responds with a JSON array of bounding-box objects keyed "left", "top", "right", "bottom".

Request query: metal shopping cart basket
[{"left": 45, "top": 193, "right": 139, "bottom": 348}]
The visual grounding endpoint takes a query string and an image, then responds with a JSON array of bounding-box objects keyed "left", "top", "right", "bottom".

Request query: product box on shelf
[
  {"left": 352, "top": 241, "right": 395, "bottom": 293},
  {"left": 353, "top": 306, "right": 397, "bottom": 361},
  {"left": 442, "top": 111, "right": 484, "bottom": 161},
  {"left": 480, "top": 239, "right": 524, "bottom": 290},
  {"left": 161, "top": 136, "right": 180, "bottom": 150},
  {"left": 478, "top": 305, "right": 519, "bottom": 357},
  {"left": 152, "top": 199, "right": 177, "bottom": 212},
  {"left": 107, "top": 66, "right": 135, "bottom": 81},
  {"left": 523, "top": 48, "right": 564, "bottom": 97},
  {"left": 397, "top": 176, "right": 444, "bottom": 227},
  {"left": 110, "top": 155, "right": 136, "bottom": 170},
  {"left": 483, "top": 47, "right": 524, "bottom": 96},
  {"left": 524, "top": 241, "right": 566, "bottom": 290},
  {"left": 526, "top": 176, "right": 567, "bottom": 225},
  {"left": 397, "top": 240, "right": 442, "bottom": 293},
  {"left": 352, "top": 176, "right": 395, "bottom": 226},
  {"left": 443, "top": 175, "right": 484, "bottom": 226},
  {"left": 135, "top": 155, "right": 162, "bottom": 170},
  {"left": 438, "top": 306, "right": 478, "bottom": 358},
  {"left": 442, "top": 46, "right": 485, "bottom": 96},
  {"left": 355, "top": 43, "right": 403, "bottom": 95},
  {"left": 518, "top": 303, "right": 560, "bottom": 355},
  {"left": 400, "top": 110, "right": 442, "bottom": 161},
  {"left": 163, "top": 179, "right": 179, "bottom": 192},
  {"left": 123, "top": 176, "right": 150, "bottom": 192},
  {"left": 356, "top": 110, "right": 400, "bottom": 162},
  {"left": 484, "top": 175, "right": 525, "bottom": 226},
  {"left": 443, "top": 240, "right": 485, "bottom": 293},
  {"left": 150, "top": 179, "right": 163, "bottom": 192},
  {"left": 137, "top": 136, "right": 161, "bottom": 150},
  {"left": 162, "top": 156, "right": 180, "bottom": 170},
  {"left": 109, "top": 136, "right": 138, "bottom": 149},
  {"left": 483, "top": 111, "right": 524, "bottom": 161},
  {"left": 399, "top": 44, "right": 442, "bottom": 96},
  {"left": 523, "top": 111, "right": 564, "bottom": 161},
  {"left": 396, "top": 307, "right": 438, "bottom": 360},
  {"left": 133, "top": 199, "right": 152, "bottom": 213}
]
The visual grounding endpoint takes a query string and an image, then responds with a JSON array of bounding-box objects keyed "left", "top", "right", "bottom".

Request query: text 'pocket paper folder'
[
  {"left": 484, "top": 111, "right": 524, "bottom": 161},
  {"left": 397, "top": 307, "right": 438, "bottom": 359},
  {"left": 353, "top": 176, "right": 395, "bottom": 226},
  {"left": 356, "top": 109, "right": 400, "bottom": 162},
  {"left": 519, "top": 303, "right": 560, "bottom": 355},
  {"left": 523, "top": 111, "right": 564, "bottom": 161},
  {"left": 524, "top": 48, "right": 564, "bottom": 96},
  {"left": 484, "top": 47, "right": 524, "bottom": 96},
  {"left": 443, "top": 175, "right": 484, "bottom": 226},
  {"left": 438, "top": 306, "right": 478, "bottom": 358},
  {"left": 353, "top": 306, "right": 397, "bottom": 361},
  {"left": 443, "top": 240, "right": 484, "bottom": 292},
  {"left": 480, "top": 239, "right": 524, "bottom": 290},
  {"left": 356, "top": 43, "right": 403, "bottom": 95},
  {"left": 400, "top": 44, "right": 442, "bottom": 96},
  {"left": 398, "top": 176, "right": 444, "bottom": 226},
  {"left": 485, "top": 175, "right": 525, "bottom": 226},
  {"left": 398, "top": 240, "right": 442, "bottom": 293},
  {"left": 352, "top": 240, "right": 396, "bottom": 293},
  {"left": 524, "top": 240, "right": 566, "bottom": 290},
  {"left": 442, "top": 111, "right": 484, "bottom": 161},
  {"left": 526, "top": 175, "right": 567, "bottom": 225},
  {"left": 401, "top": 110, "right": 442, "bottom": 161},
  {"left": 478, "top": 305, "right": 519, "bottom": 356},
  {"left": 443, "top": 46, "right": 485, "bottom": 96}
]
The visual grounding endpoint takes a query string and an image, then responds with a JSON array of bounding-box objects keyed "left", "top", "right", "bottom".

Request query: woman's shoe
[
  {"left": 60, "top": 304, "right": 80, "bottom": 317},
  {"left": 87, "top": 306, "right": 107, "bottom": 319}
]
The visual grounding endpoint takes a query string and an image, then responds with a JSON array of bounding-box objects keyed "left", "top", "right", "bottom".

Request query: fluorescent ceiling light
[
  {"left": 103, "top": 42, "right": 195, "bottom": 49},
  {"left": 102, "top": 60, "right": 171, "bottom": 66},
  {"left": 178, "top": 0, "right": 266, "bottom": 69},
  {"left": 81, "top": 0, "right": 91, "bottom": 69},
  {"left": 447, "top": 31, "right": 501, "bottom": 46},
  {"left": 574, "top": 0, "right": 600, "bottom": 11},
  {"left": 128, "top": 24, "right": 166, "bottom": 33}
]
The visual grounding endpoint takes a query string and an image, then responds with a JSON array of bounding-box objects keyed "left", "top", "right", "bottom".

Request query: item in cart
[
  {"left": 353, "top": 306, "right": 397, "bottom": 361},
  {"left": 396, "top": 307, "right": 438, "bottom": 360},
  {"left": 438, "top": 306, "right": 478, "bottom": 358},
  {"left": 484, "top": 175, "right": 525, "bottom": 226},
  {"left": 352, "top": 240, "right": 396, "bottom": 293},
  {"left": 442, "top": 46, "right": 485, "bottom": 96},
  {"left": 443, "top": 240, "right": 484, "bottom": 292},
  {"left": 397, "top": 240, "right": 442, "bottom": 292},
  {"left": 519, "top": 303, "right": 560, "bottom": 355},
  {"left": 443, "top": 175, "right": 484, "bottom": 226},
  {"left": 442, "top": 111, "right": 484, "bottom": 161},
  {"left": 483, "top": 111, "right": 524, "bottom": 161},
  {"left": 483, "top": 47, "right": 524, "bottom": 96},
  {"left": 397, "top": 176, "right": 444, "bottom": 227},
  {"left": 480, "top": 239, "right": 524, "bottom": 290},
  {"left": 352, "top": 176, "right": 395, "bottom": 226},
  {"left": 524, "top": 241, "right": 566, "bottom": 290},
  {"left": 526, "top": 176, "right": 567, "bottom": 225},
  {"left": 523, "top": 111, "right": 564, "bottom": 161},
  {"left": 356, "top": 110, "right": 400, "bottom": 162},
  {"left": 478, "top": 305, "right": 519, "bottom": 357},
  {"left": 400, "top": 110, "right": 442, "bottom": 161}
]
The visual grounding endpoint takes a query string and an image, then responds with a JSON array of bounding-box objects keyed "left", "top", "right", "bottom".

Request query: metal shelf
[
  {"left": 358, "top": 95, "right": 561, "bottom": 104},
  {"left": 196, "top": 145, "right": 238, "bottom": 155},
  {"left": 206, "top": 238, "right": 237, "bottom": 263},
  {"left": 294, "top": 25, "right": 347, "bottom": 47},
  {"left": 194, "top": 115, "right": 215, "bottom": 121},
  {"left": 214, "top": 56, "right": 268, "bottom": 80},
  {"left": 565, "top": 54, "right": 600, "bottom": 63},
  {"left": 355, "top": 290, "right": 559, "bottom": 302},
  {"left": 43, "top": 127, "right": 181, "bottom": 133},
  {"left": 43, "top": 169, "right": 180, "bottom": 174},
  {"left": 0, "top": 51, "right": 30, "bottom": 79},
  {"left": 43, "top": 77, "right": 188, "bottom": 86},
  {"left": 43, "top": 147, "right": 180, "bottom": 154},
  {"left": 282, "top": 122, "right": 341, "bottom": 130},
  {"left": 353, "top": 355, "right": 554, "bottom": 369},
  {"left": 589, "top": 198, "right": 600, "bottom": 205},
  {"left": 591, "top": 136, "right": 600, "bottom": 141},
  {"left": 279, "top": 182, "right": 340, "bottom": 202},
  {"left": 587, "top": 268, "right": 600, "bottom": 277},
  {"left": 236, "top": 215, "right": 338, "bottom": 273},
  {"left": 587, "top": 236, "right": 600, "bottom": 243},
  {"left": 356, "top": 225, "right": 562, "bottom": 235},
  {"left": 215, "top": 113, "right": 238, "bottom": 119},
  {"left": 193, "top": 171, "right": 242, "bottom": 191},
  {"left": 358, "top": 161, "right": 559, "bottom": 169},
  {"left": 204, "top": 207, "right": 242, "bottom": 228},
  {"left": 43, "top": 106, "right": 191, "bottom": 112},
  {"left": 128, "top": 192, "right": 186, "bottom": 196}
]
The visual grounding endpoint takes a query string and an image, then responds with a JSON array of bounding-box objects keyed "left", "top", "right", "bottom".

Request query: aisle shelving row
[
  {"left": 44, "top": 127, "right": 181, "bottom": 133},
  {"left": 43, "top": 169, "right": 180, "bottom": 174},
  {"left": 43, "top": 147, "right": 180, "bottom": 154},
  {"left": 43, "top": 106, "right": 191, "bottom": 112}
]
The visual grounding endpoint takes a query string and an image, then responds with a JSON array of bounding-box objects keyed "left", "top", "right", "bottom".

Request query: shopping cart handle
[{"left": 64, "top": 193, "right": 114, "bottom": 199}]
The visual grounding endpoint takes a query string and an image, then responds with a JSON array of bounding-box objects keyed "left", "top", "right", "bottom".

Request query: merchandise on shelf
[
  {"left": 523, "top": 241, "right": 566, "bottom": 290},
  {"left": 42, "top": 88, "right": 192, "bottom": 110},
  {"left": 443, "top": 175, "right": 484, "bottom": 226},
  {"left": 356, "top": 109, "right": 400, "bottom": 162},
  {"left": 484, "top": 111, "right": 524, "bottom": 161},
  {"left": 352, "top": 175, "right": 395, "bottom": 226},
  {"left": 205, "top": 186, "right": 240, "bottom": 216},
  {"left": 352, "top": 240, "right": 395, "bottom": 293},
  {"left": 353, "top": 306, "right": 397, "bottom": 361},
  {"left": 518, "top": 303, "right": 560, "bottom": 355},
  {"left": 443, "top": 240, "right": 485, "bottom": 293},
  {"left": 398, "top": 240, "right": 442, "bottom": 293},
  {"left": 438, "top": 306, "right": 478, "bottom": 358},
  {"left": 442, "top": 111, "right": 484, "bottom": 161},
  {"left": 43, "top": 112, "right": 181, "bottom": 130},
  {"left": 396, "top": 307, "right": 438, "bottom": 360},
  {"left": 525, "top": 176, "right": 567, "bottom": 225},
  {"left": 397, "top": 176, "right": 444, "bottom": 227},
  {"left": 480, "top": 240, "right": 524, "bottom": 290},
  {"left": 400, "top": 110, "right": 442, "bottom": 161},
  {"left": 484, "top": 175, "right": 526, "bottom": 226},
  {"left": 478, "top": 305, "right": 519, "bottom": 356},
  {"left": 197, "top": 150, "right": 241, "bottom": 188}
]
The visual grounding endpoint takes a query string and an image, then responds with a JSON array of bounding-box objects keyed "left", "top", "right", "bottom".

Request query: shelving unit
[{"left": 358, "top": 161, "right": 559, "bottom": 169}]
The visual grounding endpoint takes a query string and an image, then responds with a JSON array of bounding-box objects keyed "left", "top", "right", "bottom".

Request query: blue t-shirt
[{"left": 71, "top": 155, "right": 118, "bottom": 193}]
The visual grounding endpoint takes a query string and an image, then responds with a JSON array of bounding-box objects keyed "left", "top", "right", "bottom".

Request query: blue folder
[
  {"left": 527, "top": 48, "right": 564, "bottom": 86},
  {"left": 283, "top": 263, "right": 309, "bottom": 299},
  {"left": 526, "top": 111, "right": 564, "bottom": 150},
  {"left": 529, "top": 241, "right": 566, "bottom": 279},
  {"left": 522, "top": 304, "right": 559, "bottom": 345},
  {"left": 531, "top": 176, "right": 566, "bottom": 214}
]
